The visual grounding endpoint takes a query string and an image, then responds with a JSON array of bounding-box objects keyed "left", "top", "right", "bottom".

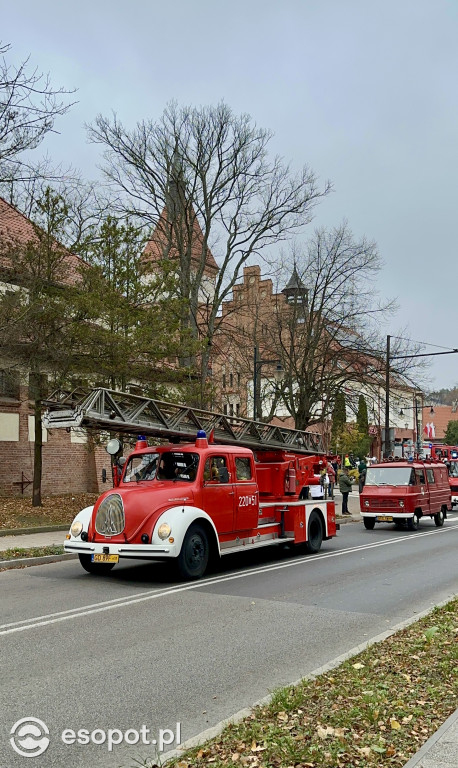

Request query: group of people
[{"left": 317, "top": 454, "right": 377, "bottom": 516}]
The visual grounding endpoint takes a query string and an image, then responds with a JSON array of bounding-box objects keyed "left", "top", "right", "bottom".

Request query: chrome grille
[{"left": 95, "top": 494, "right": 125, "bottom": 536}]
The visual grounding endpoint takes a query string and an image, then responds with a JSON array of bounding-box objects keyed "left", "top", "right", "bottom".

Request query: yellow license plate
[
  {"left": 92, "top": 553, "right": 119, "bottom": 563},
  {"left": 377, "top": 515, "right": 393, "bottom": 522}
]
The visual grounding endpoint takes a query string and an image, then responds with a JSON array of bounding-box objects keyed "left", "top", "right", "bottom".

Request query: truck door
[
  {"left": 233, "top": 455, "right": 258, "bottom": 532},
  {"left": 415, "top": 467, "right": 429, "bottom": 515},
  {"left": 201, "top": 455, "right": 234, "bottom": 533}
]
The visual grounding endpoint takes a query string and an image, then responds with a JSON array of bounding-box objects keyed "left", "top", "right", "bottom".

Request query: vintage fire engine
[
  {"left": 43, "top": 388, "right": 338, "bottom": 580},
  {"left": 360, "top": 458, "right": 451, "bottom": 530}
]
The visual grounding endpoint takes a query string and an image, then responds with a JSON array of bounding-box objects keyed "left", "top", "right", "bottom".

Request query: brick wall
[{"left": 0, "top": 387, "right": 113, "bottom": 497}]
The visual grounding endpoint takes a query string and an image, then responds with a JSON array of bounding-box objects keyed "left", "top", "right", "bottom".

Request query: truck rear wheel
[
  {"left": 363, "top": 517, "right": 375, "bottom": 530},
  {"left": 305, "top": 510, "right": 323, "bottom": 554},
  {"left": 177, "top": 524, "right": 209, "bottom": 580},
  {"left": 408, "top": 512, "right": 420, "bottom": 531},
  {"left": 434, "top": 508, "right": 445, "bottom": 527},
  {"left": 78, "top": 553, "right": 116, "bottom": 574}
]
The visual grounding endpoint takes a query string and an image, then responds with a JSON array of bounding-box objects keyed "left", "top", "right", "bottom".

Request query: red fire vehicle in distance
[
  {"left": 422, "top": 445, "right": 458, "bottom": 506},
  {"left": 360, "top": 458, "right": 450, "bottom": 530}
]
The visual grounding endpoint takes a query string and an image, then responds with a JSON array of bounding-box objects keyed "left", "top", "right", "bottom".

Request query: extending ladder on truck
[{"left": 43, "top": 387, "right": 325, "bottom": 455}]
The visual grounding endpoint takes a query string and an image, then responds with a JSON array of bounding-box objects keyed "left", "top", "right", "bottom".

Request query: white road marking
[{"left": 1, "top": 524, "right": 457, "bottom": 637}]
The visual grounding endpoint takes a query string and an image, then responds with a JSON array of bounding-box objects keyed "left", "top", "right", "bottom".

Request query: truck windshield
[
  {"left": 365, "top": 467, "right": 414, "bottom": 486},
  {"left": 157, "top": 451, "right": 199, "bottom": 482},
  {"left": 449, "top": 461, "right": 458, "bottom": 478},
  {"left": 123, "top": 452, "right": 159, "bottom": 483}
]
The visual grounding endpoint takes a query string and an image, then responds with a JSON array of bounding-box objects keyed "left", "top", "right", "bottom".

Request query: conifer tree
[{"left": 331, "top": 391, "right": 346, "bottom": 452}]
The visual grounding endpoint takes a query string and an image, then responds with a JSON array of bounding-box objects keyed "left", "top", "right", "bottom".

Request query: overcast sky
[{"left": 4, "top": 0, "right": 458, "bottom": 390}]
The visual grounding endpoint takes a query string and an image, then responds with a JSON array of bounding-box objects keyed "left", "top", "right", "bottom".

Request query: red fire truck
[
  {"left": 422, "top": 445, "right": 458, "bottom": 505},
  {"left": 360, "top": 458, "right": 450, "bottom": 530},
  {"left": 43, "top": 388, "right": 339, "bottom": 580}
]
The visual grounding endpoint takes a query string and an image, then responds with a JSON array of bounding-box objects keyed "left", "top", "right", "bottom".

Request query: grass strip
[
  {"left": 0, "top": 493, "right": 98, "bottom": 529},
  {"left": 163, "top": 598, "right": 457, "bottom": 768},
  {"left": 0, "top": 545, "right": 65, "bottom": 560}
]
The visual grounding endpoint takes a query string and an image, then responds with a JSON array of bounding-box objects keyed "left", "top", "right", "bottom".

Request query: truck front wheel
[
  {"left": 408, "top": 512, "right": 420, "bottom": 531},
  {"left": 305, "top": 510, "right": 323, "bottom": 554},
  {"left": 78, "top": 554, "right": 116, "bottom": 574},
  {"left": 363, "top": 517, "right": 375, "bottom": 530},
  {"left": 177, "top": 524, "right": 209, "bottom": 580}
]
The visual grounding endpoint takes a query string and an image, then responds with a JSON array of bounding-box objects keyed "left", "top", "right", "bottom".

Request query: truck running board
[{"left": 220, "top": 536, "right": 296, "bottom": 556}]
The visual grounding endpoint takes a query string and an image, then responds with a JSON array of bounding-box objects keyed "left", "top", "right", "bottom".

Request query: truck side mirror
[{"left": 101, "top": 468, "right": 107, "bottom": 483}]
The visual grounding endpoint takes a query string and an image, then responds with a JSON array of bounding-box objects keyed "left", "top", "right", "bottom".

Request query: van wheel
[
  {"left": 434, "top": 508, "right": 445, "bottom": 527},
  {"left": 177, "top": 524, "right": 209, "bottom": 580},
  {"left": 305, "top": 511, "right": 323, "bottom": 553},
  {"left": 78, "top": 554, "right": 115, "bottom": 574},
  {"left": 363, "top": 517, "right": 375, "bottom": 530},
  {"left": 408, "top": 512, "right": 420, "bottom": 531}
]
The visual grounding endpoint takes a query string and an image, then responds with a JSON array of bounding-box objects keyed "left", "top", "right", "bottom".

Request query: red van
[{"left": 360, "top": 459, "right": 450, "bottom": 530}]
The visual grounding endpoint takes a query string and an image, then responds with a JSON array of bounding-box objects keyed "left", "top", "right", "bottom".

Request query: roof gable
[
  {"left": 143, "top": 204, "right": 219, "bottom": 276},
  {"left": 0, "top": 196, "right": 83, "bottom": 286}
]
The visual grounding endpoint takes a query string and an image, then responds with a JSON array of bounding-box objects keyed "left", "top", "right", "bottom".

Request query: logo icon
[{"left": 10, "top": 717, "right": 50, "bottom": 758}]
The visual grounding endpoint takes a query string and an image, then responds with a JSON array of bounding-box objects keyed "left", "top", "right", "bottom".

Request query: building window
[
  {"left": 0, "top": 369, "right": 20, "bottom": 400},
  {"left": 222, "top": 374, "right": 226, "bottom": 388},
  {"left": 229, "top": 373, "right": 233, "bottom": 387},
  {"left": 229, "top": 403, "right": 234, "bottom": 416},
  {"left": 223, "top": 404, "right": 228, "bottom": 415},
  {"left": 237, "top": 373, "right": 241, "bottom": 386},
  {"left": 236, "top": 403, "right": 240, "bottom": 416}
]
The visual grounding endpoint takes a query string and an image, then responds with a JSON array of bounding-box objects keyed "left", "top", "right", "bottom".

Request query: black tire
[
  {"left": 78, "top": 553, "right": 116, "bottom": 574},
  {"left": 434, "top": 508, "right": 445, "bottom": 527},
  {"left": 177, "top": 524, "right": 209, "bottom": 580},
  {"left": 305, "top": 510, "right": 323, "bottom": 554},
  {"left": 363, "top": 516, "right": 375, "bottom": 530},
  {"left": 408, "top": 512, "right": 420, "bottom": 531}
]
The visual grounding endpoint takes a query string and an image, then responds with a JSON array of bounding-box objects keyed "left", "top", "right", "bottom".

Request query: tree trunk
[{"left": 32, "top": 396, "right": 43, "bottom": 507}]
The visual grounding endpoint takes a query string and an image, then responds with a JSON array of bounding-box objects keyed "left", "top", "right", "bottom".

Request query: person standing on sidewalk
[
  {"left": 358, "top": 457, "right": 367, "bottom": 493},
  {"left": 326, "top": 461, "right": 336, "bottom": 498},
  {"left": 339, "top": 466, "right": 353, "bottom": 516}
]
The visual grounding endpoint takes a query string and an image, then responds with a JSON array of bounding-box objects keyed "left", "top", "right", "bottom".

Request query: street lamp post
[{"left": 253, "top": 346, "right": 283, "bottom": 420}]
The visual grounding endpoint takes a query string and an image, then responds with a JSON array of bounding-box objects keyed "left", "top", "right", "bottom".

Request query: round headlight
[
  {"left": 157, "top": 523, "right": 172, "bottom": 540},
  {"left": 364, "top": 500, "right": 369, "bottom": 507},
  {"left": 399, "top": 500, "right": 405, "bottom": 508},
  {"left": 71, "top": 521, "right": 83, "bottom": 537}
]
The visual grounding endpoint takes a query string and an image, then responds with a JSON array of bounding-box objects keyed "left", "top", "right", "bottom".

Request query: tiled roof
[
  {"left": 143, "top": 205, "right": 219, "bottom": 275},
  {"left": 422, "top": 404, "right": 458, "bottom": 441},
  {"left": 0, "top": 197, "right": 83, "bottom": 286}
]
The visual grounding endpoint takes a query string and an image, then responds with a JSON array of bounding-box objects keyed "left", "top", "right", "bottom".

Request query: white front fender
[
  {"left": 67, "top": 505, "right": 94, "bottom": 539},
  {"left": 152, "top": 505, "right": 220, "bottom": 555}
]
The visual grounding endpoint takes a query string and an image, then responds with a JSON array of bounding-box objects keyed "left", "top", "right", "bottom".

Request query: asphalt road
[{"left": 1, "top": 514, "right": 457, "bottom": 768}]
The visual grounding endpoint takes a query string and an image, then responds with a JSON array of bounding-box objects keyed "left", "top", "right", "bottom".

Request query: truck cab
[{"left": 360, "top": 459, "right": 450, "bottom": 530}]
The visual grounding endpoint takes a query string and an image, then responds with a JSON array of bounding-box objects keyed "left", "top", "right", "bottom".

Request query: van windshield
[{"left": 365, "top": 467, "right": 414, "bottom": 487}]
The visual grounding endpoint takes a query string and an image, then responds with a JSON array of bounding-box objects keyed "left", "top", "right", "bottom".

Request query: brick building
[{"left": 0, "top": 197, "right": 112, "bottom": 496}]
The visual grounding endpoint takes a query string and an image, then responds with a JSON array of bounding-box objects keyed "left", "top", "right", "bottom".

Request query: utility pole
[{"left": 384, "top": 334, "right": 390, "bottom": 458}]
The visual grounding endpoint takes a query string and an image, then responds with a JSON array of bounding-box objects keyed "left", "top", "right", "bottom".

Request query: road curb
[
  {"left": 0, "top": 553, "right": 77, "bottom": 570},
  {"left": 401, "top": 707, "right": 458, "bottom": 766},
  {"left": 164, "top": 593, "right": 458, "bottom": 764},
  {"left": 0, "top": 524, "right": 69, "bottom": 537}
]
